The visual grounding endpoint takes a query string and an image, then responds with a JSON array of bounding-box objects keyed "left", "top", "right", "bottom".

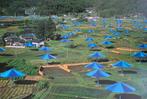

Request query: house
[
  {"left": 19, "top": 33, "right": 37, "bottom": 41},
  {"left": 32, "top": 39, "right": 44, "bottom": 47},
  {"left": 4, "top": 35, "right": 25, "bottom": 46}
]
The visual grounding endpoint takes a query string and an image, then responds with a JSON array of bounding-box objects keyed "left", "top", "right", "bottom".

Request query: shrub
[
  {"left": 36, "top": 80, "right": 50, "bottom": 91},
  {"left": 8, "top": 58, "right": 38, "bottom": 75}
]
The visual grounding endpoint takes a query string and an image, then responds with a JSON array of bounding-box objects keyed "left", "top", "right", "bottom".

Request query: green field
[{"left": 0, "top": 18, "right": 147, "bottom": 99}]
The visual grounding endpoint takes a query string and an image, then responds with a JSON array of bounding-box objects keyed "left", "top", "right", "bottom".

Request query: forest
[{"left": 0, "top": 0, "right": 147, "bottom": 17}]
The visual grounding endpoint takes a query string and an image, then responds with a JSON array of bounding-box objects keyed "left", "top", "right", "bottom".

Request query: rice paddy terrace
[{"left": 0, "top": 17, "right": 147, "bottom": 99}]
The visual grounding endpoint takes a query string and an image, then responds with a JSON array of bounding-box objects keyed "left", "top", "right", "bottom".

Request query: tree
[{"left": 33, "top": 18, "right": 56, "bottom": 40}]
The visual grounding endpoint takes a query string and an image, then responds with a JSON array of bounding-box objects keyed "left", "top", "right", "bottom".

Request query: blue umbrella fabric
[
  {"left": 89, "top": 52, "right": 104, "bottom": 59},
  {"left": 40, "top": 54, "right": 56, "bottom": 60},
  {"left": 132, "top": 52, "right": 147, "bottom": 58},
  {"left": 105, "top": 82, "right": 136, "bottom": 93},
  {"left": 138, "top": 44, "right": 147, "bottom": 49},
  {"left": 101, "top": 41, "right": 113, "bottom": 46},
  {"left": 112, "top": 61, "right": 132, "bottom": 68},
  {"left": 39, "top": 46, "right": 52, "bottom": 51},
  {"left": 87, "top": 29, "right": 94, "bottom": 33},
  {"left": 88, "top": 43, "right": 97, "bottom": 48},
  {"left": 0, "top": 47, "right": 6, "bottom": 52},
  {"left": 85, "top": 62, "right": 104, "bottom": 69},
  {"left": 0, "top": 69, "right": 25, "bottom": 78},
  {"left": 86, "top": 69, "right": 110, "bottom": 78},
  {"left": 60, "top": 39, "right": 71, "bottom": 43},
  {"left": 85, "top": 37, "right": 94, "bottom": 42},
  {"left": 24, "top": 42, "right": 34, "bottom": 47},
  {"left": 61, "top": 35, "right": 69, "bottom": 39},
  {"left": 104, "top": 35, "right": 113, "bottom": 40}
]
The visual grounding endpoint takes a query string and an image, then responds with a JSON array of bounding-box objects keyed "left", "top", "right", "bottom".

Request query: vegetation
[{"left": 1, "top": 0, "right": 147, "bottom": 17}]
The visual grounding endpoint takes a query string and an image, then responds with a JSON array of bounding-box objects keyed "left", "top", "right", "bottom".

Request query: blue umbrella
[
  {"left": 132, "top": 51, "right": 147, "bottom": 58},
  {"left": 40, "top": 54, "right": 56, "bottom": 60},
  {"left": 24, "top": 42, "right": 34, "bottom": 47},
  {"left": 105, "top": 82, "right": 136, "bottom": 99},
  {"left": 138, "top": 44, "right": 147, "bottom": 49},
  {"left": 39, "top": 46, "right": 52, "bottom": 51},
  {"left": 61, "top": 35, "right": 69, "bottom": 39},
  {"left": 74, "top": 29, "right": 81, "bottom": 32},
  {"left": 104, "top": 35, "right": 113, "bottom": 40},
  {"left": 60, "top": 39, "right": 71, "bottom": 43},
  {"left": 85, "top": 37, "right": 94, "bottom": 42},
  {"left": 144, "top": 28, "right": 147, "bottom": 32},
  {"left": 0, "top": 68, "right": 25, "bottom": 78},
  {"left": 0, "top": 47, "right": 6, "bottom": 52},
  {"left": 112, "top": 61, "right": 132, "bottom": 68},
  {"left": 86, "top": 69, "right": 110, "bottom": 85},
  {"left": 85, "top": 62, "right": 104, "bottom": 69},
  {"left": 86, "top": 69, "right": 110, "bottom": 78},
  {"left": 88, "top": 43, "right": 97, "bottom": 48},
  {"left": 101, "top": 41, "right": 113, "bottom": 46},
  {"left": 89, "top": 52, "right": 104, "bottom": 59},
  {"left": 87, "top": 29, "right": 94, "bottom": 33}
]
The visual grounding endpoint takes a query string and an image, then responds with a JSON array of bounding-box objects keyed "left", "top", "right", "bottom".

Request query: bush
[
  {"left": 36, "top": 80, "right": 50, "bottom": 91},
  {"left": 33, "top": 18, "right": 56, "bottom": 40},
  {"left": 8, "top": 59, "right": 38, "bottom": 75}
]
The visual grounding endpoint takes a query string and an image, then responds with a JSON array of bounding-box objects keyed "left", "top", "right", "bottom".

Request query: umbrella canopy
[
  {"left": 74, "top": 29, "right": 81, "bottom": 32},
  {"left": 89, "top": 52, "right": 104, "bottom": 59},
  {"left": 0, "top": 68, "right": 25, "bottom": 78},
  {"left": 85, "top": 37, "right": 94, "bottom": 42},
  {"left": 87, "top": 29, "right": 94, "bottom": 33},
  {"left": 60, "top": 39, "right": 71, "bottom": 43},
  {"left": 105, "top": 82, "right": 136, "bottom": 93},
  {"left": 61, "top": 35, "right": 69, "bottom": 39},
  {"left": 86, "top": 69, "right": 110, "bottom": 78},
  {"left": 0, "top": 47, "right": 6, "bottom": 52},
  {"left": 40, "top": 54, "right": 56, "bottom": 60},
  {"left": 132, "top": 51, "right": 147, "bottom": 58},
  {"left": 104, "top": 35, "right": 113, "bottom": 40},
  {"left": 101, "top": 41, "right": 113, "bottom": 46},
  {"left": 88, "top": 43, "right": 97, "bottom": 48},
  {"left": 24, "top": 42, "right": 34, "bottom": 47},
  {"left": 85, "top": 62, "right": 104, "bottom": 69},
  {"left": 112, "top": 61, "right": 132, "bottom": 68},
  {"left": 39, "top": 46, "right": 52, "bottom": 51},
  {"left": 138, "top": 44, "right": 147, "bottom": 49}
]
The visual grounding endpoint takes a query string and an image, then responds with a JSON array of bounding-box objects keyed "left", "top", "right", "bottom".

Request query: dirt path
[
  {"left": 42, "top": 61, "right": 114, "bottom": 68},
  {"left": 115, "top": 47, "right": 140, "bottom": 52},
  {"left": 25, "top": 76, "right": 44, "bottom": 81}
]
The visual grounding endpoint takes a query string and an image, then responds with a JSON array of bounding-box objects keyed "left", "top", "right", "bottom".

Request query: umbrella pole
[
  {"left": 96, "top": 79, "right": 99, "bottom": 86},
  {"left": 119, "top": 95, "right": 122, "bottom": 99}
]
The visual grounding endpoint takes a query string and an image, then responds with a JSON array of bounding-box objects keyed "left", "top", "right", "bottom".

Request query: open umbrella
[
  {"left": 89, "top": 52, "right": 104, "bottom": 60},
  {"left": 88, "top": 43, "right": 97, "bottom": 48},
  {"left": 40, "top": 54, "right": 56, "bottom": 60},
  {"left": 85, "top": 37, "right": 94, "bottom": 42},
  {"left": 112, "top": 60, "right": 132, "bottom": 74},
  {"left": 0, "top": 47, "right": 6, "bottom": 52},
  {"left": 39, "top": 46, "right": 52, "bottom": 52},
  {"left": 138, "top": 44, "right": 147, "bottom": 49},
  {"left": 86, "top": 69, "right": 110, "bottom": 85},
  {"left": 61, "top": 35, "right": 69, "bottom": 39},
  {"left": 105, "top": 82, "right": 136, "bottom": 99},
  {"left": 101, "top": 41, "right": 113, "bottom": 46},
  {"left": 87, "top": 29, "right": 94, "bottom": 33},
  {"left": 112, "top": 61, "right": 132, "bottom": 69},
  {"left": 0, "top": 68, "right": 25, "bottom": 78},
  {"left": 132, "top": 51, "right": 147, "bottom": 58},
  {"left": 104, "top": 35, "right": 113, "bottom": 40},
  {"left": 60, "top": 39, "right": 71, "bottom": 43},
  {"left": 85, "top": 62, "right": 104, "bottom": 69},
  {"left": 24, "top": 42, "right": 34, "bottom": 47}
]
